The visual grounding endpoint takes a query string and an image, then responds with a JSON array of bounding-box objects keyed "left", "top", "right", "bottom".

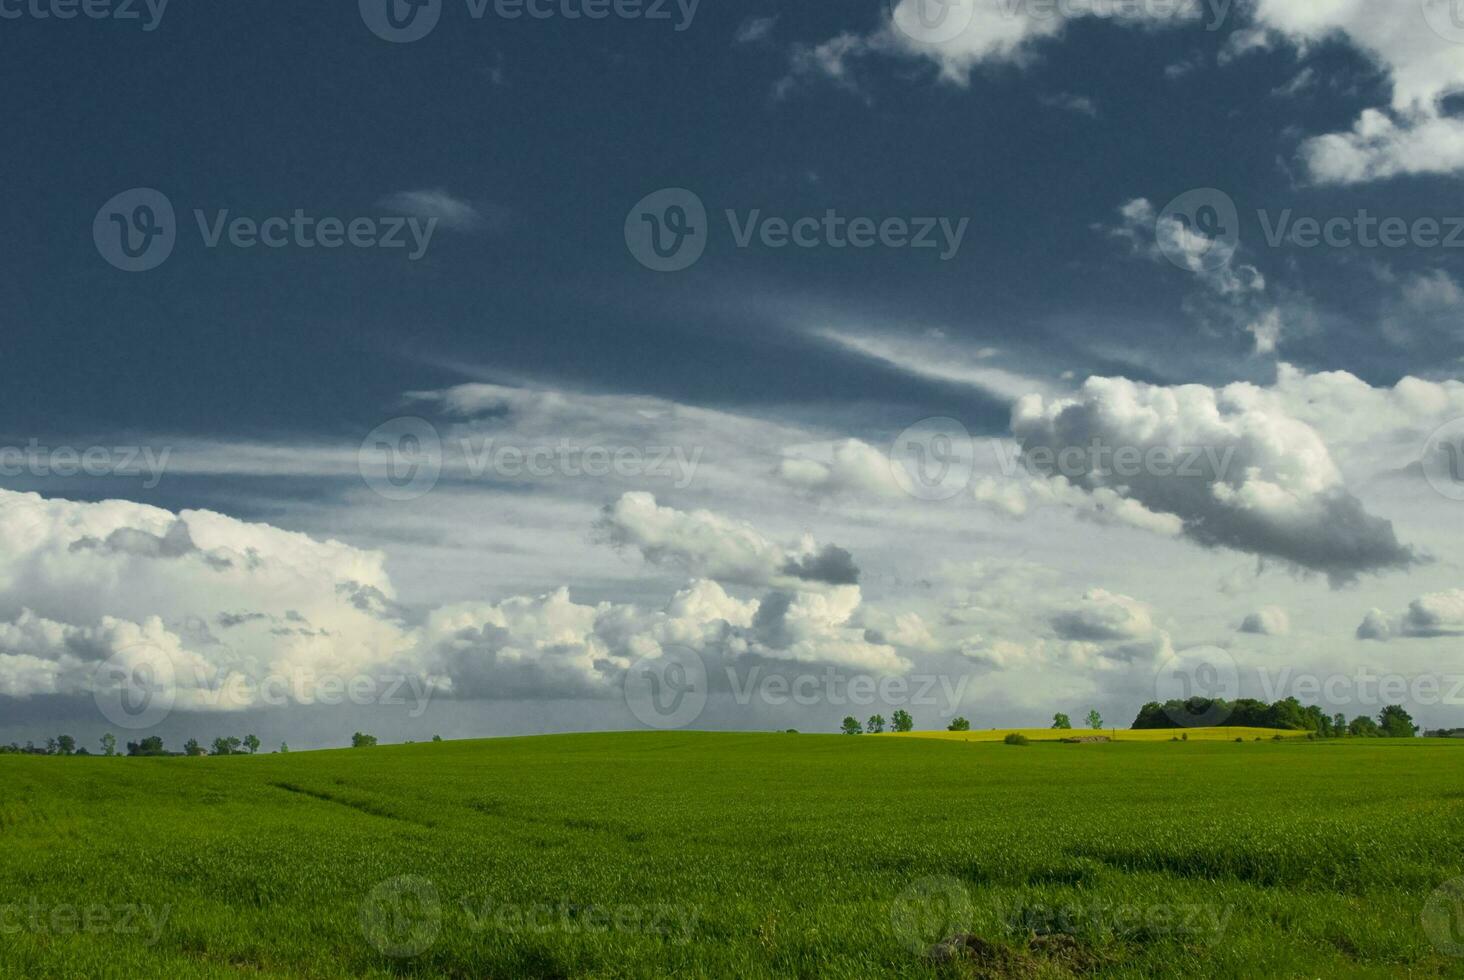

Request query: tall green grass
[{"left": 2, "top": 733, "right": 1461, "bottom": 977}]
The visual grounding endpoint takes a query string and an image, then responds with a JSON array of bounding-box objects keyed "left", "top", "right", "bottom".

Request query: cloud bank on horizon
[{"left": 4, "top": 0, "right": 1464, "bottom": 741}]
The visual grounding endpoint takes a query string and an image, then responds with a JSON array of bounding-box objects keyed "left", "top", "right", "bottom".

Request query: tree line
[
  {"left": 1131, "top": 698, "right": 1419, "bottom": 737},
  {"left": 0, "top": 731, "right": 416, "bottom": 756},
  {"left": 841, "top": 708, "right": 1107, "bottom": 735},
  {"left": 836, "top": 700, "right": 1424, "bottom": 738}
]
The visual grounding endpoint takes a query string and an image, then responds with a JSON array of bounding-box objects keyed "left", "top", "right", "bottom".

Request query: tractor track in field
[{"left": 267, "top": 781, "right": 433, "bottom": 827}]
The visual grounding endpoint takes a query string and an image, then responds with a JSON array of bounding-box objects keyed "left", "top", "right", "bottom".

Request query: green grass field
[{"left": 3, "top": 733, "right": 1463, "bottom": 978}]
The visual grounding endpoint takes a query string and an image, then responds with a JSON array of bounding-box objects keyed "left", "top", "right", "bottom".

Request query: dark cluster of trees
[
  {"left": 1052, "top": 710, "right": 1104, "bottom": 730},
  {"left": 0, "top": 730, "right": 442, "bottom": 757},
  {"left": 0, "top": 735, "right": 88, "bottom": 756},
  {"left": 1, "top": 733, "right": 281, "bottom": 757},
  {"left": 1132, "top": 698, "right": 1420, "bottom": 738},
  {"left": 841, "top": 711, "right": 913, "bottom": 735}
]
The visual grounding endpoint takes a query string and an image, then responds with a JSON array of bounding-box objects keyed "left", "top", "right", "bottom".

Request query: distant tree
[
  {"left": 212, "top": 736, "right": 242, "bottom": 756},
  {"left": 891, "top": 710, "right": 914, "bottom": 733},
  {"left": 431, "top": 735, "right": 443, "bottom": 743},
  {"left": 1333, "top": 713, "right": 1347, "bottom": 736},
  {"left": 1052, "top": 713, "right": 1072, "bottom": 730},
  {"left": 1378, "top": 705, "right": 1419, "bottom": 738},
  {"left": 840, "top": 716, "right": 863, "bottom": 736},
  {"left": 183, "top": 739, "right": 204, "bottom": 757},
  {"left": 351, "top": 732, "right": 378, "bottom": 748},
  {"left": 1086, "top": 710, "right": 1103, "bottom": 731},
  {"left": 867, "top": 714, "right": 886, "bottom": 734},
  {"left": 279, "top": 743, "right": 290, "bottom": 753},
  {"left": 45, "top": 737, "right": 58, "bottom": 755},
  {"left": 56, "top": 735, "right": 76, "bottom": 756},
  {"left": 1349, "top": 715, "right": 1382, "bottom": 737},
  {"left": 243, "top": 734, "right": 261, "bottom": 755},
  {"left": 1003, "top": 733, "right": 1029, "bottom": 746},
  {"left": 75, "top": 747, "right": 90, "bottom": 756},
  {"left": 947, "top": 717, "right": 971, "bottom": 732},
  {"left": 100, "top": 733, "right": 117, "bottom": 757},
  {"left": 126, "top": 736, "right": 166, "bottom": 757}
]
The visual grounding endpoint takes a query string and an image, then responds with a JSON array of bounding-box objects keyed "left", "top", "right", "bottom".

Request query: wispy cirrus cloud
[{"left": 378, "top": 188, "right": 494, "bottom": 232}]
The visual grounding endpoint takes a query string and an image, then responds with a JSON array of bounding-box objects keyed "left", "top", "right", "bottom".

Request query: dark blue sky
[{"left": 5, "top": 0, "right": 1452, "bottom": 452}]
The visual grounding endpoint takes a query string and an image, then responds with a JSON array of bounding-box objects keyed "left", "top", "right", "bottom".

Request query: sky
[{"left": 4, "top": 0, "right": 1464, "bottom": 749}]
